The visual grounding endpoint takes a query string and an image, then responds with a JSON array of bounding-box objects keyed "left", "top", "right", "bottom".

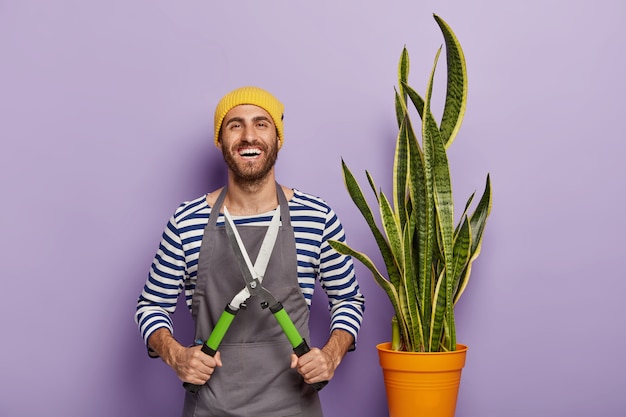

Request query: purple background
[{"left": 1, "top": 1, "right": 625, "bottom": 416}]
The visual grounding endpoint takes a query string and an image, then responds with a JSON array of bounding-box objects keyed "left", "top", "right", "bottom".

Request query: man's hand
[
  {"left": 148, "top": 328, "right": 223, "bottom": 384},
  {"left": 290, "top": 330, "right": 354, "bottom": 384},
  {"left": 290, "top": 346, "right": 336, "bottom": 384},
  {"left": 170, "top": 344, "right": 223, "bottom": 385}
]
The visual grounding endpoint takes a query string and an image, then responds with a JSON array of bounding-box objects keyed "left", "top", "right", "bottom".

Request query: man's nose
[{"left": 242, "top": 124, "right": 257, "bottom": 141}]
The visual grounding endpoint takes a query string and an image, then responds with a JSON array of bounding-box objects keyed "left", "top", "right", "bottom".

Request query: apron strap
[{"left": 208, "top": 187, "right": 228, "bottom": 227}]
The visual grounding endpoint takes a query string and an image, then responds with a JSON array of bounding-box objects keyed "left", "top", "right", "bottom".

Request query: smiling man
[{"left": 135, "top": 86, "right": 365, "bottom": 417}]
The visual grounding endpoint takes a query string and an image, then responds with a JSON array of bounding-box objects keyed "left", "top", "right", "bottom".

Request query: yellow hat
[{"left": 214, "top": 86, "right": 285, "bottom": 148}]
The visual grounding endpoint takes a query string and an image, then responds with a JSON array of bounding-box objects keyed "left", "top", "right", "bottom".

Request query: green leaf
[
  {"left": 405, "top": 107, "right": 433, "bottom": 346},
  {"left": 394, "top": 112, "right": 410, "bottom": 228},
  {"left": 365, "top": 170, "right": 379, "bottom": 204},
  {"left": 454, "top": 174, "right": 492, "bottom": 303},
  {"left": 451, "top": 215, "right": 472, "bottom": 300},
  {"left": 340, "top": 159, "right": 401, "bottom": 286},
  {"left": 395, "top": 48, "right": 410, "bottom": 128},
  {"left": 380, "top": 192, "right": 403, "bottom": 277},
  {"left": 402, "top": 81, "right": 426, "bottom": 123},
  {"left": 455, "top": 191, "right": 475, "bottom": 236},
  {"left": 429, "top": 269, "right": 447, "bottom": 351},
  {"left": 469, "top": 174, "right": 492, "bottom": 256},
  {"left": 434, "top": 14, "right": 468, "bottom": 148},
  {"left": 402, "top": 215, "right": 422, "bottom": 351},
  {"left": 424, "top": 45, "right": 456, "bottom": 350}
]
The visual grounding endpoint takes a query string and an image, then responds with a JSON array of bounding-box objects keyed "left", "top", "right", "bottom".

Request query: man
[{"left": 135, "top": 86, "right": 365, "bottom": 416}]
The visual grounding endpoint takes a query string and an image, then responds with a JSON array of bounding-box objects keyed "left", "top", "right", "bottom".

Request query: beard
[{"left": 221, "top": 138, "right": 279, "bottom": 187}]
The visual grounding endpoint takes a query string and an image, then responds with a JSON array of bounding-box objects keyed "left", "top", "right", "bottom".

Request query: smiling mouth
[{"left": 239, "top": 148, "right": 262, "bottom": 158}]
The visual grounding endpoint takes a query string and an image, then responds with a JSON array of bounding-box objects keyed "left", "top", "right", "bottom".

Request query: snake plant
[{"left": 329, "top": 14, "right": 492, "bottom": 352}]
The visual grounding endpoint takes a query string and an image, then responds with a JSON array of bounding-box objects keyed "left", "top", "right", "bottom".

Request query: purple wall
[{"left": 1, "top": 1, "right": 625, "bottom": 416}]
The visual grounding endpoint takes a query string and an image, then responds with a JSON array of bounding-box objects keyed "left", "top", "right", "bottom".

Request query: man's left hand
[
  {"left": 290, "top": 347, "right": 336, "bottom": 384},
  {"left": 290, "top": 329, "right": 354, "bottom": 384}
]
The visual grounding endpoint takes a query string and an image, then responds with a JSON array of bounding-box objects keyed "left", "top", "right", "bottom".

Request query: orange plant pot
[{"left": 376, "top": 342, "right": 468, "bottom": 417}]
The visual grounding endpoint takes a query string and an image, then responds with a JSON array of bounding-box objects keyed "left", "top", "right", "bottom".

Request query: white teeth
[{"left": 239, "top": 149, "right": 261, "bottom": 157}]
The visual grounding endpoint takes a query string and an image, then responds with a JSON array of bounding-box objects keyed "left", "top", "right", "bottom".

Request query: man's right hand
[
  {"left": 148, "top": 328, "right": 223, "bottom": 384},
  {"left": 171, "top": 344, "right": 223, "bottom": 384}
]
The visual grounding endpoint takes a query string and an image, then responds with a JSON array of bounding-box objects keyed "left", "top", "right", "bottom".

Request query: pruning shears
[{"left": 184, "top": 205, "right": 328, "bottom": 394}]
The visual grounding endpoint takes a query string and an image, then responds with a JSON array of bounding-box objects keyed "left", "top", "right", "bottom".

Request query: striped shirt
[{"left": 135, "top": 189, "right": 365, "bottom": 351}]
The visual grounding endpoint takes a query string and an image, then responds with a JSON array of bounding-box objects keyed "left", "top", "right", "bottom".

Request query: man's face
[{"left": 218, "top": 104, "right": 279, "bottom": 185}]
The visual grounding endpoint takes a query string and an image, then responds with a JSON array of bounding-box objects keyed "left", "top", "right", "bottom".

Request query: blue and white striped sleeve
[
  {"left": 134, "top": 213, "right": 187, "bottom": 354},
  {"left": 319, "top": 207, "right": 365, "bottom": 346}
]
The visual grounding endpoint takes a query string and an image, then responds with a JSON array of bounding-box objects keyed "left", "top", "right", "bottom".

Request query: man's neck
[{"left": 224, "top": 176, "right": 279, "bottom": 216}]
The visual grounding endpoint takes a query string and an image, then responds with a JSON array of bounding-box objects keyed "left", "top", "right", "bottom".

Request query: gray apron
[{"left": 182, "top": 185, "right": 323, "bottom": 417}]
